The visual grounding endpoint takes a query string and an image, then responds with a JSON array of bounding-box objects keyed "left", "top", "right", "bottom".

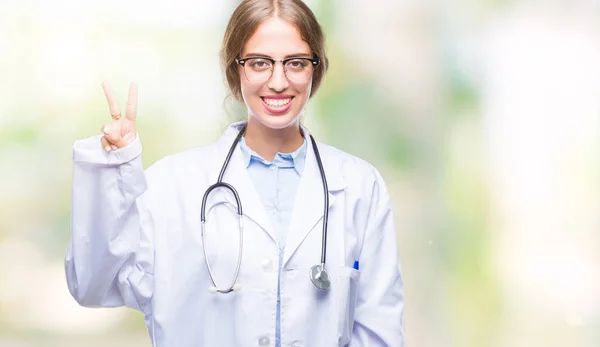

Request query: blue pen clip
[{"left": 353, "top": 260, "right": 359, "bottom": 270}]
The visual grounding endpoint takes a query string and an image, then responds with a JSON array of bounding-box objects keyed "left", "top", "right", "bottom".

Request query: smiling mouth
[{"left": 261, "top": 97, "right": 293, "bottom": 108}]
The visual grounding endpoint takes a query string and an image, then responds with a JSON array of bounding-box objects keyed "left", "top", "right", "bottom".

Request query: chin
[
  {"left": 258, "top": 115, "right": 298, "bottom": 129},
  {"left": 249, "top": 108, "right": 304, "bottom": 130}
]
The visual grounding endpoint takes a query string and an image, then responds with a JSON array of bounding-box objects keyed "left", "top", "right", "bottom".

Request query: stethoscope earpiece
[{"left": 208, "top": 284, "right": 242, "bottom": 294}]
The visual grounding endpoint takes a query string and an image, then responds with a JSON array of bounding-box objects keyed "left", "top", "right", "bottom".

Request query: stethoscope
[{"left": 200, "top": 124, "right": 331, "bottom": 294}]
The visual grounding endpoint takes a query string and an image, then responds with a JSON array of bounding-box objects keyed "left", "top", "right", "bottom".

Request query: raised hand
[{"left": 100, "top": 81, "right": 138, "bottom": 152}]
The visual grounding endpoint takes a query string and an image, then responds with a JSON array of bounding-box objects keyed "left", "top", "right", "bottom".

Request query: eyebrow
[{"left": 243, "top": 52, "right": 312, "bottom": 59}]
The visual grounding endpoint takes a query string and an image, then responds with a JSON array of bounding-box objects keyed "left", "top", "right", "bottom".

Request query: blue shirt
[{"left": 239, "top": 136, "right": 307, "bottom": 347}]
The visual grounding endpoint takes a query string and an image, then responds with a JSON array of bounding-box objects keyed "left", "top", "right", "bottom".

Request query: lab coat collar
[{"left": 208, "top": 120, "right": 347, "bottom": 255}]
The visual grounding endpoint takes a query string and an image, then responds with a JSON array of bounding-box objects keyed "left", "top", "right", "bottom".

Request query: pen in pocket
[{"left": 353, "top": 260, "right": 359, "bottom": 270}]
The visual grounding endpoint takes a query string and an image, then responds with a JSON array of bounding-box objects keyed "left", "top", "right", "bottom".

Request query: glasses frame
[{"left": 235, "top": 55, "right": 320, "bottom": 84}]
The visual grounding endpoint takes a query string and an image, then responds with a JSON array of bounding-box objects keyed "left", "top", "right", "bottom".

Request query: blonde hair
[{"left": 220, "top": 0, "right": 329, "bottom": 101}]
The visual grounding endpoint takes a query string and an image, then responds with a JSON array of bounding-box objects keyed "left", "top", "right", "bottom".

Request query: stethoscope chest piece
[{"left": 309, "top": 263, "right": 331, "bottom": 291}]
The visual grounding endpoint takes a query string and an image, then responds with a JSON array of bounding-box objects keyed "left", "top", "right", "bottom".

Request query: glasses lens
[
  {"left": 244, "top": 58, "right": 273, "bottom": 83},
  {"left": 284, "top": 59, "right": 315, "bottom": 83},
  {"left": 242, "top": 58, "right": 316, "bottom": 84}
]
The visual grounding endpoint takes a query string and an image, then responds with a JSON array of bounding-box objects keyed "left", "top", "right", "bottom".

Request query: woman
[{"left": 65, "top": 0, "right": 406, "bottom": 346}]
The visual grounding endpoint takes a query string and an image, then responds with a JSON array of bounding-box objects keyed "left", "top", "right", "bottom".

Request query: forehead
[{"left": 242, "top": 16, "right": 311, "bottom": 57}]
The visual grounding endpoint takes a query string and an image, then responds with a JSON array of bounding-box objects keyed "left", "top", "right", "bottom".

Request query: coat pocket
[{"left": 337, "top": 266, "right": 360, "bottom": 346}]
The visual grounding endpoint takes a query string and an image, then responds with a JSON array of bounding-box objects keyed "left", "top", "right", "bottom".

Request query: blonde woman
[{"left": 66, "top": 0, "right": 406, "bottom": 346}]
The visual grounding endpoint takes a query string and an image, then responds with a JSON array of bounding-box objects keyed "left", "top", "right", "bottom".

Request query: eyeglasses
[{"left": 236, "top": 56, "right": 320, "bottom": 84}]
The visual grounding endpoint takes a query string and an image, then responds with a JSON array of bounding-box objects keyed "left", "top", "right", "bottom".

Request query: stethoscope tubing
[
  {"left": 308, "top": 135, "right": 329, "bottom": 265},
  {"left": 200, "top": 124, "right": 330, "bottom": 293}
]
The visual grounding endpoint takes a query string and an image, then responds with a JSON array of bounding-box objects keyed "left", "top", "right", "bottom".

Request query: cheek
[
  {"left": 296, "top": 81, "right": 312, "bottom": 104},
  {"left": 238, "top": 67, "right": 254, "bottom": 101},
  {"left": 240, "top": 80, "right": 261, "bottom": 105},
  {"left": 304, "top": 81, "right": 313, "bottom": 98}
]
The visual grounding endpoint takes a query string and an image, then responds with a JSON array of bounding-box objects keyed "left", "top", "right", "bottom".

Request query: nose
[{"left": 267, "top": 62, "right": 289, "bottom": 92}]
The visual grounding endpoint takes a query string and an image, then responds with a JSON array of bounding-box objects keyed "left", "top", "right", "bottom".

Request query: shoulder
[{"left": 317, "top": 141, "right": 389, "bottom": 196}]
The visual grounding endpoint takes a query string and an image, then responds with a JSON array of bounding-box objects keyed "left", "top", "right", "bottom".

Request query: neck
[{"left": 244, "top": 117, "right": 304, "bottom": 161}]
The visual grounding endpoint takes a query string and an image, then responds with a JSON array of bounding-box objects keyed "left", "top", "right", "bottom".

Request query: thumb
[{"left": 102, "top": 124, "right": 130, "bottom": 148}]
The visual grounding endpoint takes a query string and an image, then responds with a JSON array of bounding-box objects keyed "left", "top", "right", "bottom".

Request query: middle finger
[{"left": 102, "top": 81, "right": 122, "bottom": 119}]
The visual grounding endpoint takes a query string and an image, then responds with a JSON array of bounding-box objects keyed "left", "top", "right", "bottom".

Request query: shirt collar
[
  {"left": 218, "top": 121, "right": 347, "bottom": 191},
  {"left": 239, "top": 135, "right": 307, "bottom": 176}
]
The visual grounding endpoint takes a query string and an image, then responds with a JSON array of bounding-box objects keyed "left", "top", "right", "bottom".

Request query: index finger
[
  {"left": 125, "top": 83, "right": 138, "bottom": 121},
  {"left": 101, "top": 81, "right": 121, "bottom": 118}
]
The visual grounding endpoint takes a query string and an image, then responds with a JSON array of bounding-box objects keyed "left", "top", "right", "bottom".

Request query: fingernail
[{"left": 104, "top": 146, "right": 111, "bottom": 152}]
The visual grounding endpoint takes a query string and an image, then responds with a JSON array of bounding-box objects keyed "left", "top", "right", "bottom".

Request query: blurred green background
[{"left": 1, "top": 0, "right": 598, "bottom": 346}]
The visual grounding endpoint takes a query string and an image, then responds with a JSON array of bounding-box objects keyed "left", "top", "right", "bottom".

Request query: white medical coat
[{"left": 65, "top": 121, "right": 406, "bottom": 346}]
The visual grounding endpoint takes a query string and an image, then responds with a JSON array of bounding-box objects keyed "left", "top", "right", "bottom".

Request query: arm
[
  {"left": 350, "top": 170, "right": 406, "bottom": 346},
  {"left": 65, "top": 134, "right": 154, "bottom": 314}
]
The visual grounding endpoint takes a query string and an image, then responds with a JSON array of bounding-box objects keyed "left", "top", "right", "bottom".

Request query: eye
[
  {"left": 248, "top": 58, "right": 272, "bottom": 70},
  {"left": 286, "top": 59, "right": 309, "bottom": 69}
]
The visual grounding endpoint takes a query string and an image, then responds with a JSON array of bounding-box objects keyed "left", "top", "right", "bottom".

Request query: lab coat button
[
  {"left": 261, "top": 258, "right": 273, "bottom": 272},
  {"left": 291, "top": 341, "right": 303, "bottom": 347},
  {"left": 258, "top": 336, "right": 270, "bottom": 346}
]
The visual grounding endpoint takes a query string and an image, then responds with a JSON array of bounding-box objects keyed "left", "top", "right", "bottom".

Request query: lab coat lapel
[
  {"left": 205, "top": 123, "right": 276, "bottom": 244},
  {"left": 283, "top": 133, "right": 346, "bottom": 267}
]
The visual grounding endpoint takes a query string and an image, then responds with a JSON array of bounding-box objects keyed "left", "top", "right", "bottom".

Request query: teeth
[{"left": 263, "top": 97, "right": 291, "bottom": 107}]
